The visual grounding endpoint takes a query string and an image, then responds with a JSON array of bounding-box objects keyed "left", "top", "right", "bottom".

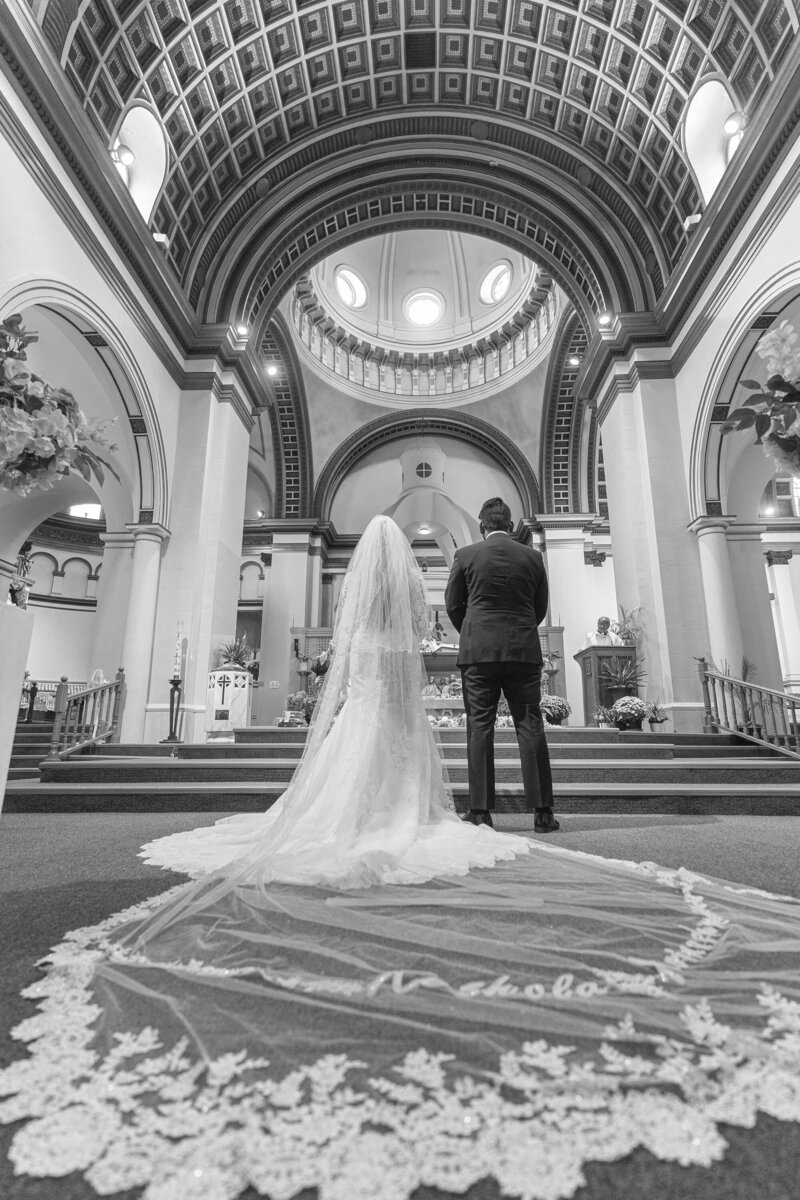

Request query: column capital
[
  {"left": 687, "top": 516, "right": 734, "bottom": 537},
  {"left": 124, "top": 522, "right": 171, "bottom": 546},
  {"left": 99, "top": 530, "right": 137, "bottom": 550},
  {"left": 765, "top": 549, "right": 793, "bottom": 567}
]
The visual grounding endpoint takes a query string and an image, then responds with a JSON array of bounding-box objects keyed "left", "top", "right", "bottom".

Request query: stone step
[
  {"left": 4, "top": 778, "right": 800, "bottom": 816},
  {"left": 36, "top": 756, "right": 800, "bottom": 786},
  {"left": 6, "top": 767, "right": 41, "bottom": 781},
  {"left": 77, "top": 740, "right": 785, "bottom": 762},
  {"left": 235, "top": 726, "right": 753, "bottom": 747}
]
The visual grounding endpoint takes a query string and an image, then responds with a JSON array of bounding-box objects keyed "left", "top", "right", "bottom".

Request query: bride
[
  {"left": 3, "top": 515, "right": 800, "bottom": 1200},
  {"left": 138, "top": 514, "right": 527, "bottom": 887}
]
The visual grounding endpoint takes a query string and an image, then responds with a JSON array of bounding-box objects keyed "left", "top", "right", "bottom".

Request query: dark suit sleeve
[
  {"left": 444, "top": 552, "right": 468, "bottom": 633},
  {"left": 533, "top": 556, "right": 549, "bottom": 626}
]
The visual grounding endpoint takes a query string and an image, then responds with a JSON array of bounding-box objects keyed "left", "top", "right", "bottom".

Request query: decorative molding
[
  {"left": 314, "top": 409, "right": 541, "bottom": 522},
  {"left": 289, "top": 272, "right": 558, "bottom": 405},
  {"left": 261, "top": 312, "right": 313, "bottom": 519},
  {"left": 583, "top": 549, "right": 607, "bottom": 567},
  {"left": 29, "top": 516, "right": 105, "bottom": 549},
  {"left": 765, "top": 549, "right": 793, "bottom": 566}
]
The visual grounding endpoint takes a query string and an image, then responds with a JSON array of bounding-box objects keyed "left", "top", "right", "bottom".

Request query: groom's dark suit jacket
[{"left": 444, "top": 533, "right": 549, "bottom": 665}]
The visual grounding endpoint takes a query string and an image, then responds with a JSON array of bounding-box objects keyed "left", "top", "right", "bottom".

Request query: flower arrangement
[
  {"left": 610, "top": 695, "right": 648, "bottom": 723},
  {"left": 217, "top": 635, "right": 249, "bottom": 668},
  {"left": 721, "top": 320, "right": 800, "bottom": 474},
  {"left": 285, "top": 691, "right": 307, "bottom": 712},
  {"left": 0, "top": 314, "right": 119, "bottom": 497},
  {"left": 540, "top": 693, "right": 572, "bottom": 722}
]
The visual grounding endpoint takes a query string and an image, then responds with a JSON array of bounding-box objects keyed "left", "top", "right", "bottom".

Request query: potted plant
[
  {"left": 540, "top": 693, "right": 572, "bottom": 726},
  {"left": 592, "top": 705, "right": 614, "bottom": 728},
  {"left": 217, "top": 635, "right": 250, "bottom": 670},
  {"left": 610, "top": 605, "right": 642, "bottom": 646},
  {"left": 646, "top": 699, "right": 668, "bottom": 729},
  {"left": 609, "top": 695, "right": 648, "bottom": 731},
  {"left": 600, "top": 655, "right": 647, "bottom": 705}
]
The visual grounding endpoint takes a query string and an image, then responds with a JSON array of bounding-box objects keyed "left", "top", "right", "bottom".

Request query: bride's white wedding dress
[{"left": 3, "top": 517, "right": 800, "bottom": 1200}]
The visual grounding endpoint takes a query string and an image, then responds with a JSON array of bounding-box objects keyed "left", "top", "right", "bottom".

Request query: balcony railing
[
  {"left": 697, "top": 658, "right": 800, "bottom": 759},
  {"left": 45, "top": 670, "right": 126, "bottom": 760}
]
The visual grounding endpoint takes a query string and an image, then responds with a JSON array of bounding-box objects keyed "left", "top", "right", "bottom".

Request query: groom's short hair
[{"left": 479, "top": 497, "right": 512, "bottom": 532}]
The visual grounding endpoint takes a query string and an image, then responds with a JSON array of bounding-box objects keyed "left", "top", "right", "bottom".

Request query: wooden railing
[
  {"left": 697, "top": 658, "right": 800, "bottom": 759},
  {"left": 45, "top": 670, "right": 126, "bottom": 760}
]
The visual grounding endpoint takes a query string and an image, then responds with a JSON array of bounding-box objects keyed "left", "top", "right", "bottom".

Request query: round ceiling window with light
[
  {"left": 479, "top": 262, "right": 513, "bottom": 305},
  {"left": 403, "top": 289, "right": 445, "bottom": 327},
  {"left": 334, "top": 266, "right": 368, "bottom": 309}
]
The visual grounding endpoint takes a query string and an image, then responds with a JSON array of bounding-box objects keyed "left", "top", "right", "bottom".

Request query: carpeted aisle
[{"left": 2, "top": 811, "right": 800, "bottom": 1200}]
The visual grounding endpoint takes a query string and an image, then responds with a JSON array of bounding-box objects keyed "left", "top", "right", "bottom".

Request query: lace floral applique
[{"left": 3, "top": 890, "right": 800, "bottom": 1200}]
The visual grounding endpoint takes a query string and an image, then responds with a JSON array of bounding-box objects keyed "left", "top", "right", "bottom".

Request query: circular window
[
  {"left": 416, "top": 462, "right": 432, "bottom": 479},
  {"left": 404, "top": 290, "right": 444, "bottom": 327},
  {"left": 334, "top": 266, "right": 367, "bottom": 309},
  {"left": 479, "top": 262, "right": 513, "bottom": 305}
]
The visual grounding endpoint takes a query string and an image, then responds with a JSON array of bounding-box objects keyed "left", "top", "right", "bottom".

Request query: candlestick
[{"left": 172, "top": 620, "right": 183, "bottom": 677}]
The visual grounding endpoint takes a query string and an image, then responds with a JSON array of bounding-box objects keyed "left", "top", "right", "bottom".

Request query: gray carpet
[{"left": 2, "top": 811, "right": 800, "bottom": 1200}]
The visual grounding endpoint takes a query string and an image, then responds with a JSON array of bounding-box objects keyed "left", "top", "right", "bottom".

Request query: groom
[{"left": 444, "top": 497, "right": 558, "bottom": 833}]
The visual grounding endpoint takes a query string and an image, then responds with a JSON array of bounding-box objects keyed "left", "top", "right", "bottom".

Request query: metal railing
[
  {"left": 697, "top": 658, "right": 800, "bottom": 759},
  {"left": 45, "top": 670, "right": 126, "bottom": 760}
]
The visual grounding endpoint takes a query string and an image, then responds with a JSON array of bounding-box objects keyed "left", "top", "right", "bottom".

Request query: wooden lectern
[{"left": 573, "top": 645, "right": 638, "bottom": 724}]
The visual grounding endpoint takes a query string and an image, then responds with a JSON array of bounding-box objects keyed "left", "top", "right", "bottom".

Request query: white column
[
  {"left": 689, "top": 517, "right": 744, "bottom": 671},
  {"left": 539, "top": 521, "right": 617, "bottom": 718},
  {"left": 765, "top": 550, "right": 800, "bottom": 692},
  {"left": 90, "top": 531, "right": 135, "bottom": 681},
  {"left": 119, "top": 527, "right": 167, "bottom": 742},
  {"left": 599, "top": 375, "right": 709, "bottom": 730},
  {"left": 144, "top": 387, "right": 251, "bottom": 743},
  {"left": 725, "top": 525, "right": 784, "bottom": 688},
  {"left": 259, "top": 528, "right": 318, "bottom": 724}
]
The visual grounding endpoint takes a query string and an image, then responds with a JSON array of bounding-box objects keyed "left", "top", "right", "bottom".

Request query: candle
[{"left": 173, "top": 620, "right": 183, "bottom": 677}]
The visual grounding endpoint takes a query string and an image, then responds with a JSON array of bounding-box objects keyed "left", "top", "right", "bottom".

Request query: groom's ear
[{"left": 479, "top": 522, "right": 486, "bottom": 538}]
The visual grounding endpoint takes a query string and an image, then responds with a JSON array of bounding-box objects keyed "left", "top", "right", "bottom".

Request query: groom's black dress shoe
[
  {"left": 462, "top": 810, "right": 493, "bottom": 828},
  {"left": 534, "top": 812, "right": 560, "bottom": 833}
]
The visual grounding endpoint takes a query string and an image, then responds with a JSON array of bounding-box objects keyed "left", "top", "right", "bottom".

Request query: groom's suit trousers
[{"left": 460, "top": 662, "right": 554, "bottom": 813}]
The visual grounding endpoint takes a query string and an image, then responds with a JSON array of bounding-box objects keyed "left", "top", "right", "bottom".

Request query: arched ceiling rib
[{"left": 37, "top": 0, "right": 796, "bottom": 316}]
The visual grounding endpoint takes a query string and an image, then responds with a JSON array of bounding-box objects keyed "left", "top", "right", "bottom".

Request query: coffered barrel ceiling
[{"left": 35, "top": 0, "right": 796, "bottom": 327}]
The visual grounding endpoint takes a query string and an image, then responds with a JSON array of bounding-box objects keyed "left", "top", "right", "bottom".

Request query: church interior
[{"left": 3, "top": 0, "right": 800, "bottom": 1196}]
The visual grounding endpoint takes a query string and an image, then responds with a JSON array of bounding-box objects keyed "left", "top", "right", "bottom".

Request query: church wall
[
  {"left": 329, "top": 437, "right": 525, "bottom": 534},
  {"left": 24, "top": 601, "right": 95, "bottom": 682}
]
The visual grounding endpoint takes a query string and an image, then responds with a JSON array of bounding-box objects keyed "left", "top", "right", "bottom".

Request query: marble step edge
[
  {"left": 39, "top": 756, "right": 800, "bottom": 771},
  {"left": 7, "top": 780, "right": 800, "bottom": 795}
]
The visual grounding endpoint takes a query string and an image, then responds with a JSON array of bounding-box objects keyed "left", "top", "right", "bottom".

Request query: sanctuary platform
[{"left": 6, "top": 722, "right": 800, "bottom": 815}]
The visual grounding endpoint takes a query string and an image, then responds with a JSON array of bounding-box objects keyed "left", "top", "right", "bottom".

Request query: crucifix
[{"left": 217, "top": 673, "right": 233, "bottom": 704}]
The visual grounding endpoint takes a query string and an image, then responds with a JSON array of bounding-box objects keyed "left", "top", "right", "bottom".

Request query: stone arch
[
  {"left": 539, "top": 307, "right": 590, "bottom": 514},
  {"left": 0, "top": 279, "right": 169, "bottom": 527},
  {"left": 260, "top": 311, "right": 313, "bottom": 519},
  {"left": 315, "top": 410, "right": 541, "bottom": 524},
  {"left": 689, "top": 268, "right": 800, "bottom": 523},
  {"left": 211, "top": 167, "right": 639, "bottom": 348}
]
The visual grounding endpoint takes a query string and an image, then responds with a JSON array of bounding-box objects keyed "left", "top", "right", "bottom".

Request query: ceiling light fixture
[
  {"left": 723, "top": 110, "right": 748, "bottom": 136},
  {"left": 235, "top": 323, "right": 249, "bottom": 336},
  {"left": 568, "top": 355, "right": 581, "bottom": 368},
  {"left": 111, "top": 143, "right": 135, "bottom": 166},
  {"left": 418, "top": 525, "right": 431, "bottom": 535},
  {"left": 597, "top": 311, "right": 614, "bottom": 328},
  {"left": 266, "top": 365, "right": 278, "bottom": 377},
  {"left": 683, "top": 213, "right": 702, "bottom": 233}
]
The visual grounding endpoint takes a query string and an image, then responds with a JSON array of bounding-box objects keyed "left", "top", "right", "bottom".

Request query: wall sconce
[
  {"left": 723, "top": 111, "right": 748, "bottom": 136},
  {"left": 111, "top": 143, "right": 135, "bottom": 166}
]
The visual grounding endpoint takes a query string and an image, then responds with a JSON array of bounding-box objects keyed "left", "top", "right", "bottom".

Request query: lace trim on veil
[{"left": 3, "top": 861, "right": 800, "bottom": 1200}]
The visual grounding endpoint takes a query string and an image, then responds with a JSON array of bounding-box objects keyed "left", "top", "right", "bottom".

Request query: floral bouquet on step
[
  {"left": 0, "top": 313, "right": 120, "bottom": 497},
  {"left": 540, "top": 693, "right": 571, "bottom": 723},
  {"left": 609, "top": 695, "right": 648, "bottom": 723}
]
